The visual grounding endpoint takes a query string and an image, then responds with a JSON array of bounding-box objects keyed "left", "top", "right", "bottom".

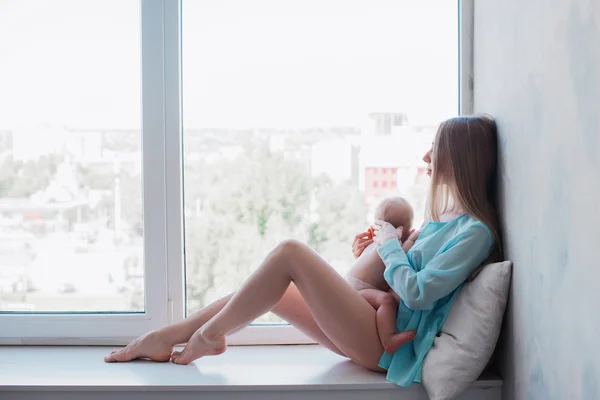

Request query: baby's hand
[
  {"left": 401, "top": 228, "right": 423, "bottom": 253},
  {"left": 367, "top": 227, "right": 375, "bottom": 239}
]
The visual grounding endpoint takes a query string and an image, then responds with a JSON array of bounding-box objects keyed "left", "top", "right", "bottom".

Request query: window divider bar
[
  {"left": 163, "top": 0, "right": 185, "bottom": 324},
  {"left": 140, "top": 0, "right": 170, "bottom": 328}
]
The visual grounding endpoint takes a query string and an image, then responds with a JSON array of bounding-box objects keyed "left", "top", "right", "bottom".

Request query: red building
[{"left": 364, "top": 167, "right": 399, "bottom": 198}]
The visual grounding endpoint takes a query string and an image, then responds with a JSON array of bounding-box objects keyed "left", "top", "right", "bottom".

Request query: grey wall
[{"left": 473, "top": 0, "right": 600, "bottom": 399}]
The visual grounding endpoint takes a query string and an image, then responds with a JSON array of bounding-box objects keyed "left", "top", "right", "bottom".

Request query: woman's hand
[
  {"left": 352, "top": 231, "right": 373, "bottom": 259},
  {"left": 372, "top": 220, "right": 403, "bottom": 247}
]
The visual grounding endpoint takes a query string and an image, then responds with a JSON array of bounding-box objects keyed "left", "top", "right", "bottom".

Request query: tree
[
  {"left": 184, "top": 140, "right": 314, "bottom": 313},
  {"left": 308, "top": 178, "right": 369, "bottom": 266},
  {"left": 0, "top": 155, "right": 62, "bottom": 198},
  {"left": 183, "top": 138, "right": 368, "bottom": 318}
]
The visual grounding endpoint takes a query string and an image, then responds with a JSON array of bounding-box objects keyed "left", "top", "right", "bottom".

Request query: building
[
  {"left": 358, "top": 118, "right": 436, "bottom": 222},
  {"left": 361, "top": 112, "right": 409, "bottom": 137}
]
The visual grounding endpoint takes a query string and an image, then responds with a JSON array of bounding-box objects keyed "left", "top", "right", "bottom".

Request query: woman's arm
[{"left": 376, "top": 225, "right": 493, "bottom": 310}]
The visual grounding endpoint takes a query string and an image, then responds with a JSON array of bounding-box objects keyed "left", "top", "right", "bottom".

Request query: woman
[{"left": 105, "top": 115, "right": 502, "bottom": 388}]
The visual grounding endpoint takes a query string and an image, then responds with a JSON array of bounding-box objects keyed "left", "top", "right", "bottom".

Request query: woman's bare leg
[
  {"left": 271, "top": 283, "right": 347, "bottom": 357},
  {"left": 105, "top": 284, "right": 346, "bottom": 362},
  {"left": 104, "top": 294, "right": 232, "bottom": 363},
  {"left": 171, "top": 240, "right": 384, "bottom": 370},
  {"left": 169, "top": 284, "right": 349, "bottom": 361},
  {"left": 359, "top": 289, "right": 416, "bottom": 354}
]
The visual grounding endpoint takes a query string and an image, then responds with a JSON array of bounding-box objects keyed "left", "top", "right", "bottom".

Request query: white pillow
[{"left": 421, "top": 261, "right": 512, "bottom": 400}]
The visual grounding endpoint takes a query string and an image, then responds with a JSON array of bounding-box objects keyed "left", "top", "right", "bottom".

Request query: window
[
  {"left": 0, "top": 1, "right": 143, "bottom": 315},
  {"left": 1, "top": 0, "right": 470, "bottom": 344},
  {"left": 0, "top": 0, "right": 173, "bottom": 343}
]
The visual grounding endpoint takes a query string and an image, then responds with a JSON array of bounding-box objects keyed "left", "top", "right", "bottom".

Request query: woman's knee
[
  {"left": 265, "top": 239, "right": 310, "bottom": 271},
  {"left": 274, "top": 239, "right": 310, "bottom": 258}
]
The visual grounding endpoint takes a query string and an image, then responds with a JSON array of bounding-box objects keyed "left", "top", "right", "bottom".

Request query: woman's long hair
[{"left": 429, "top": 114, "right": 503, "bottom": 262}]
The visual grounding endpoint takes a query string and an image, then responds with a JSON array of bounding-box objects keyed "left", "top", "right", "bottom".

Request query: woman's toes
[
  {"left": 104, "top": 350, "right": 117, "bottom": 361},
  {"left": 170, "top": 351, "right": 182, "bottom": 362},
  {"left": 107, "top": 347, "right": 136, "bottom": 363},
  {"left": 104, "top": 350, "right": 122, "bottom": 362},
  {"left": 173, "top": 350, "right": 192, "bottom": 365}
]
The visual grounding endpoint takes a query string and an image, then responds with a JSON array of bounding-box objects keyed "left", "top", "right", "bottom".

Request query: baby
[{"left": 346, "top": 196, "right": 416, "bottom": 354}]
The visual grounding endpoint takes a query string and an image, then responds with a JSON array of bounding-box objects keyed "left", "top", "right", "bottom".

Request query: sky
[{"left": 0, "top": 0, "right": 458, "bottom": 130}]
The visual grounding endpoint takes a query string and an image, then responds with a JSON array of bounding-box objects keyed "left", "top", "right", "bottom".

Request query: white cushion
[{"left": 421, "top": 261, "right": 512, "bottom": 400}]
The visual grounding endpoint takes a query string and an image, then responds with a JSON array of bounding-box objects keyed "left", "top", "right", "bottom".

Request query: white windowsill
[{"left": 0, "top": 345, "right": 502, "bottom": 400}]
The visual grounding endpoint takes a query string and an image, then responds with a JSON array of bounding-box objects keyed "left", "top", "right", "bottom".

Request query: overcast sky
[{"left": 0, "top": 0, "right": 457, "bottom": 130}]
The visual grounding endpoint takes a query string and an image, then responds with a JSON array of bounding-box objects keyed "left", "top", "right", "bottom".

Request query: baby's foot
[
  {"left": 383, "top": 331, "right": 416, "bottom": 354},
  {"left": 171, "top": 329, "right": 226, "bottom": 365}
]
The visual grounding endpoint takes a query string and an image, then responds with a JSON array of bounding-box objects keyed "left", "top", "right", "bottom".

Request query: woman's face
[{"left": 423, "top": 143, "right": 434, "bottom": 177}]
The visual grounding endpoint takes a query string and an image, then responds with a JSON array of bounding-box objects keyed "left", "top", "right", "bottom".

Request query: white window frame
[
  {"left": 0, "top": 0, "right": 473, "bottom": 346},
  {"left": 0, "top": 0, "right": 172, "bottom": 345}
]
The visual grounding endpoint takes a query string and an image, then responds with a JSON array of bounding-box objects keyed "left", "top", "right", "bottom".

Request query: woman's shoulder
[{"left": 455, "top": 215, "right": 494, "bottom": 245}]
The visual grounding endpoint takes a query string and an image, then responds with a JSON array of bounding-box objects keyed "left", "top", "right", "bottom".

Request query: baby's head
[{"left": 374, "top": 197, "right": 414, "bottom": 241}]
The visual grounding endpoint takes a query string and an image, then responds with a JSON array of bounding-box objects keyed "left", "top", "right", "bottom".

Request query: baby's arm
[
  {"left": 357, "top": 241, "right": 378, "bottom": 259},
  {"left": 401, "top": 228, "right": 422, "bottom": 253}
]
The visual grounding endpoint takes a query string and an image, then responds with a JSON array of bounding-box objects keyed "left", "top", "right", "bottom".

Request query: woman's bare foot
[
  {"left": 382, "top": 330, "right": 416, "bottom": 354},
  {"left": 171, "top": 329, "right": 226, "bottom": 365},
  {"left": 104, "top": 331, "right": 174, "bottom": 363}
]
